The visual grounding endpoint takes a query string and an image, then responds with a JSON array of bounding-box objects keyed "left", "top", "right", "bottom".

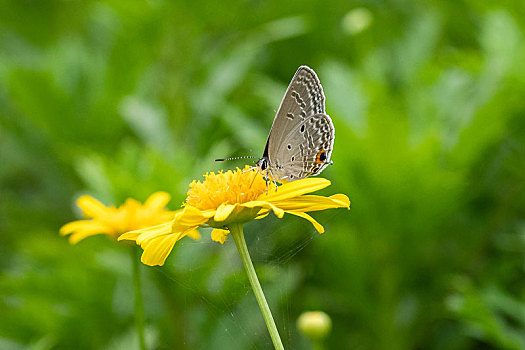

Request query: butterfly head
[{"left": 255, "top": 156, "right": 269, "bottom": 171}]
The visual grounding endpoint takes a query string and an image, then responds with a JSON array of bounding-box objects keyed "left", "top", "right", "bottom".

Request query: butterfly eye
[{"left": 257, "top": 158, "right": 268, "bottom": 170}]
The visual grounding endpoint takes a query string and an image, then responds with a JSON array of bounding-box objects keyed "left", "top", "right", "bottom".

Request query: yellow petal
[
  {"left": 121, "top": 223, "right": 198, "bottom": 266},
  {"left": 60, "top": 220, "right": 114, "bottom": 244},
  {"left": 155, "top": 211, "right": 176, "bottom": 224},
  {"left": 286, "top": 211, "right": 325, "bottom": 233},
  {"left": 211, "top": 228, "right": 230, "bottom": 244},
  {"left": 255, "top": 210, "right": 270, "bottom": 219},
  {"left": 59, "top": 220, "right": 94, "bottom": 235},
  {"left": 201, "top": 209, "right": 217, "bottom": 218},
  {"left": 214, "top": 203, "right": 238, "bottom": 222},
  {"left": 271, "top": 194, "right": 350, "bottom": 212},
  {"left": 171, "top": 206, "right": 211, "bottom": 232},
  {"left": 185, "top": 228, "right": 201, "bottom": 240},
  {"left": 140, "top": 233, "right": 180, "bottom": 266},
  {"left": 258, "top": 178, "right": 331, "bottom": 202},
  {"left": 144, "top": 191, "right": 171, "bottom": 211},
  {"left": 124, "top": 198, "right": 141, "bottom": 210},
  {"left": 76, "top": 195, "right": 109, "bottom": 218},
  {"left": 242, "top": 201, "right": 285, "bottom": 218},
  {"left": 122, "top": 198, "right": 140, "bottom": 227},
  {"left": 68, "top": 230, "right": 107, "bottom": 244},
  {"left": 329, "top": 194, "right": 351, "bottom": 207},
  {"left": 118, "top": 222, "right": 172, "bottom": 242},
  {"left": 139, "top": 226, "right": 199, "bottom": 266}
]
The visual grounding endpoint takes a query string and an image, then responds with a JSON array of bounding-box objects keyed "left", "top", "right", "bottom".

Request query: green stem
[
  {"left": 131, "top": 247, "right": 147, "bottom": 350},
  {"left": 229, "top": 223, "right": 284, "bottom": 350},
  {"left": 312, "top": 340, "right": 324, "bottom": 350}
]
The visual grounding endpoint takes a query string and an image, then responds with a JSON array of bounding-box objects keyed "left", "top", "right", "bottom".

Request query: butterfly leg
[
  {"left": 267, "top": 168, "right": 278, "bottom": 192},
  {"left": 264, "top": 168, "right": 269, "bottom": 194}
]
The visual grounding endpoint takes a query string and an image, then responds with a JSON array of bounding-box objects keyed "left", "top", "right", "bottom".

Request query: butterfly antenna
[{"left": 215, "top": 156, "right": 259, "bottom": 162}]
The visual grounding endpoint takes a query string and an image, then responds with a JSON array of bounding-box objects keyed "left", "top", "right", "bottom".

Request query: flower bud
[
  {"left": 342, "top": 8, "right": 373, "bottom": 35},
  {"left": 297, "top": 311, "right": 332, "bottom": 340}
]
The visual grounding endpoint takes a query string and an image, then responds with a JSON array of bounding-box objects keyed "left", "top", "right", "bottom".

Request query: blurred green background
[{"left": 1, "top": 0, "right": 525, "bottom": 349}]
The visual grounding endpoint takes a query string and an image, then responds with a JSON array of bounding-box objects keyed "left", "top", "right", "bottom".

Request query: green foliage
[{"left": 1, "top": 1, "right": 525, "bottom": 349}]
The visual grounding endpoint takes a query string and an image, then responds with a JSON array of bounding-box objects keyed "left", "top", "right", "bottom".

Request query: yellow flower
[
  {"left": 119, "top": 167, "right": 350, "bottom": 266},
  {"left": 60, "top": 191, "right": 191, "bottom": 244}
]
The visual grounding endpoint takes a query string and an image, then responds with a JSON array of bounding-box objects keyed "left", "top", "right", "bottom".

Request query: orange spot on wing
[{"left": 315, "top": 150, "right": 326, "bottom": 164}]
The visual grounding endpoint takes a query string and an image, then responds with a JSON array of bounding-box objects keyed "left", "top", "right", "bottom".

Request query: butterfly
[
  {"left": 255, "top": 66, "right": 334, "bottom": 185},
  {"left": 217, "top": 66, "right": 334, "bottom": 187}
]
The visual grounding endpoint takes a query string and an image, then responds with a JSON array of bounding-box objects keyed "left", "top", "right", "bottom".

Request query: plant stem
[
  {"left": 312, "top": 340, "right": 324, "bottom": 350},
  {"left": 131, "top": 247, "right": 147, "bottom": 350},
  {"left": 229, "top": 223, "right": 284, "bottom": 350}
]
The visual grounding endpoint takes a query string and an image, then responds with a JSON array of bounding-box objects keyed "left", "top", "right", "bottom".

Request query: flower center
[{"left": 185, "top": 167, "right": 269, "bottom": 210}]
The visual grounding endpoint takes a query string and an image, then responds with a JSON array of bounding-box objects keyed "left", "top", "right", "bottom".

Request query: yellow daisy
[
  {"left": 60, "top": 191, "right": 196, "bottom": 244},
  {"left": 119, "top": 167, "right": 350, "bottom": 266}
]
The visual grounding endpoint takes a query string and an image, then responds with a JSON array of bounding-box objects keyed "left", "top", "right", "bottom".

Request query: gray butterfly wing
[
  {"left": 264, "top": 66, "right": 325, "bottom": 161},
  {"left": 270, "top": 113, "right": 334, "bottom": 181}
]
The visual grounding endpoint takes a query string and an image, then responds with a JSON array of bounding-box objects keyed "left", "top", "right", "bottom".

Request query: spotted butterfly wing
[
  {"left": 257, "top": 66, "right": 334, "bottom": 182},
  {"left": 270, "top": 113, "right": 334, "bottom": 181}
]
